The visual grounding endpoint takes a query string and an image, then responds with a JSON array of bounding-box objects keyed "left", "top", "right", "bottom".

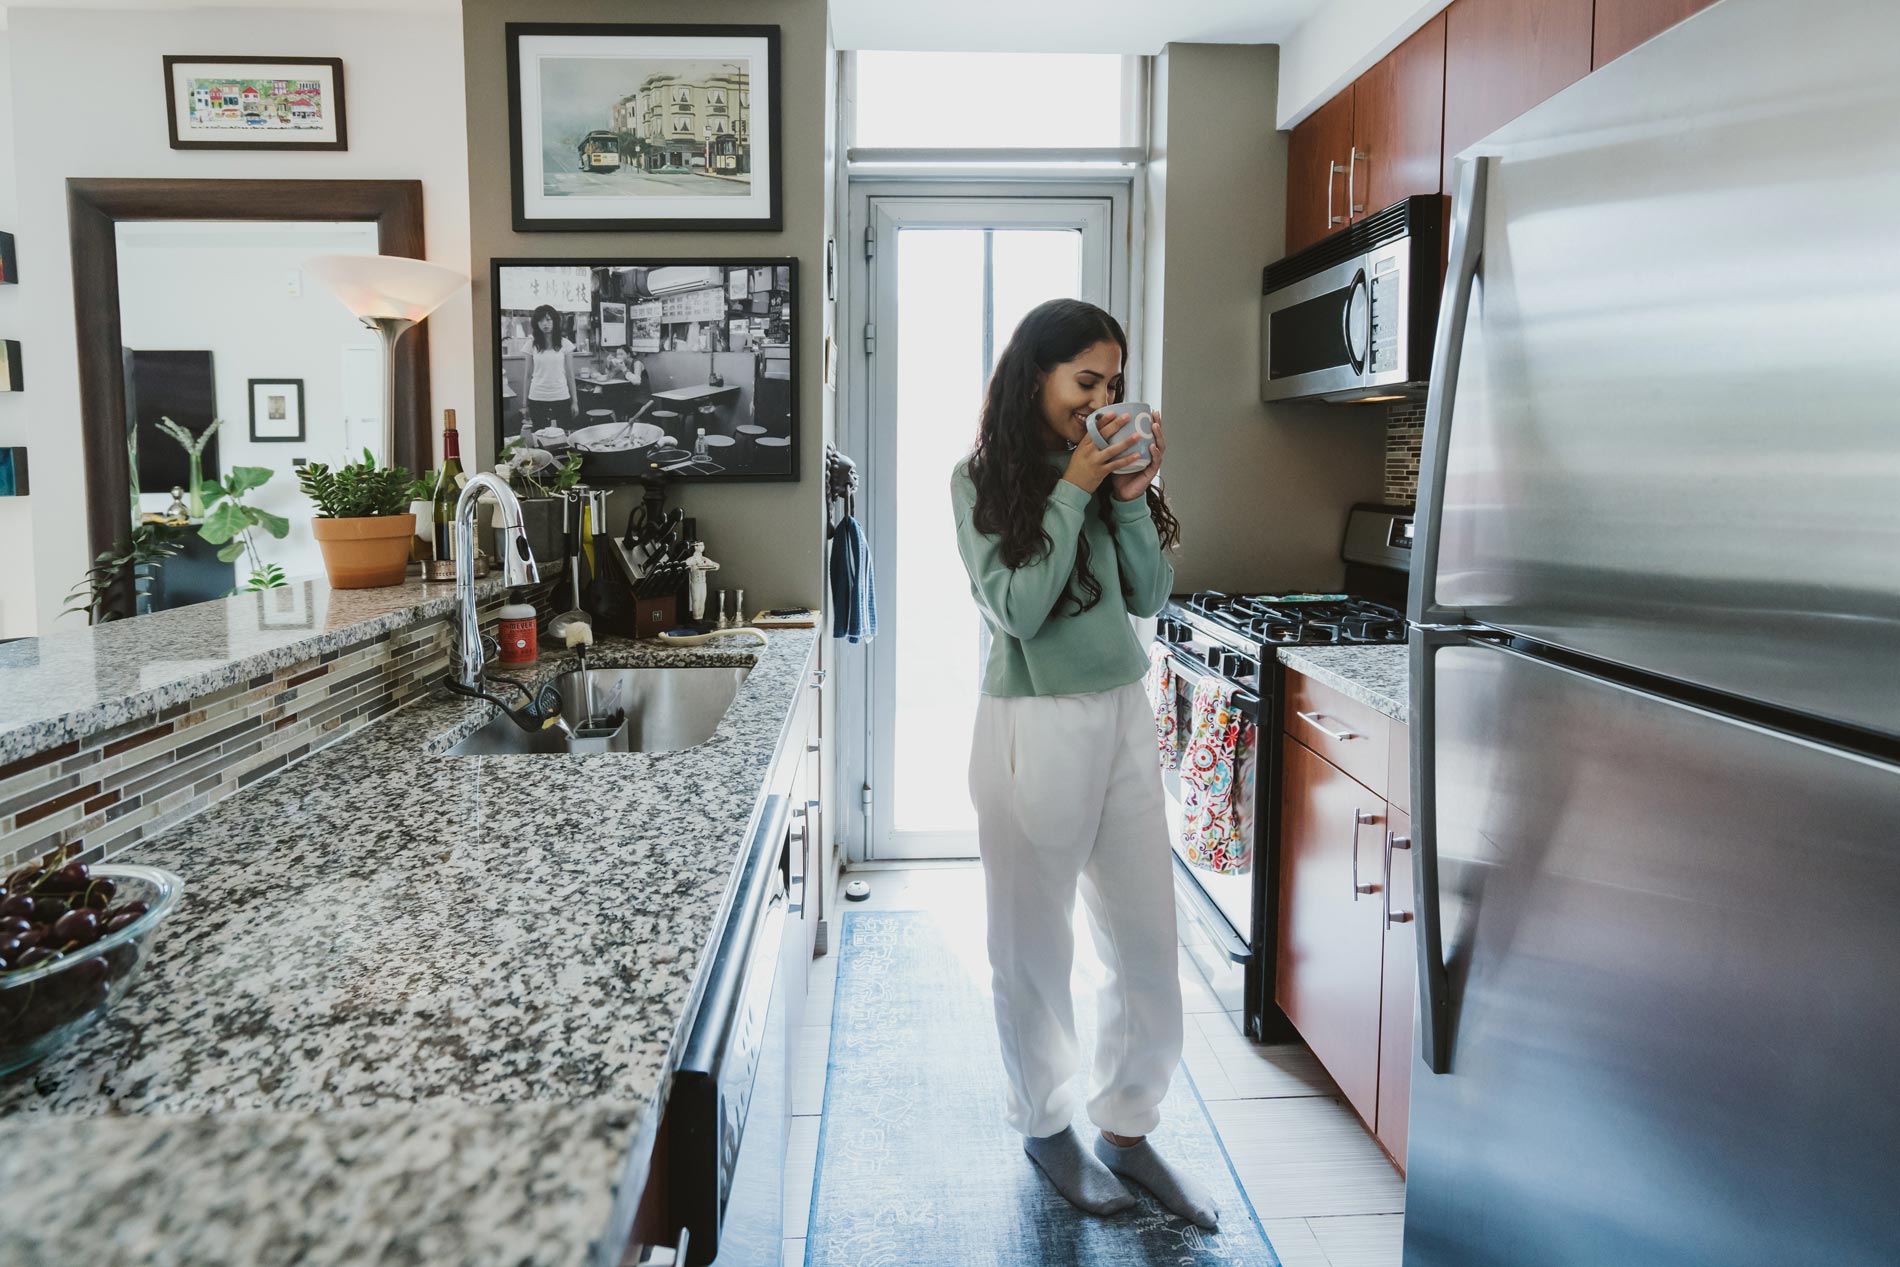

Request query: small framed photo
[
  {"left": 507, "top": 24, "right": 780, "bottom": 233},
  {"left": 164, "top": 56, "right": 348, "bottom": 151},
  {"left": 249, "top": 379, "right": 306, "bottom": 442},
  {"left": 0, "top": 232, "right": 17, "bottom": 285},
  {"left": 0, "top": 341, "right": 20, "bottom": 393},
  {"left": 0, "top": 447, "right": 26, "bottom": 497}
]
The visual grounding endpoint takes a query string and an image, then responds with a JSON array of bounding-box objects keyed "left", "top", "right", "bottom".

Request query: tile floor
[{"left": 784, "top": 861, "right": 1405, "bottom": 1267}]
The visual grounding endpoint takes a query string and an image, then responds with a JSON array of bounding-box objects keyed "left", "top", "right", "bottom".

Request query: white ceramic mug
[{"left": 1085, "top": 403, "right": 1156, "bottom": 473}]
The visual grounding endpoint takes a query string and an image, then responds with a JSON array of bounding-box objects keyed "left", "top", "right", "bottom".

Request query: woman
[
  {"left": 950, "top": 299, "right": 1215, "bottom": 1230},
  {"left": 526, "top": 304, "right": 579, "bottom": 432}
]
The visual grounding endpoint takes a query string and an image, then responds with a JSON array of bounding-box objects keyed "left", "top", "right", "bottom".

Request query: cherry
[
  {"left": 53, "top": 909, "right": 99, "bottom": 946},
  {"left": 13, "top": 946, "right": 54, "bottom": 971},
  {"left": 0, "top": 916, "right": 27, "bottom": 937},
  {"left": 0, "top": 894, "right": 32, "bottom": 920}
]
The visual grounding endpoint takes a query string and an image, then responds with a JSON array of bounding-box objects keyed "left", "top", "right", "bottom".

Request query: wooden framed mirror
[{"left": 67, "top": 178, "right": 432, "bottom": 612}]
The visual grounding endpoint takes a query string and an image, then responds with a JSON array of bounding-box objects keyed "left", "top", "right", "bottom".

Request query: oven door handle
[{"left": 1164, "top": 645, "right": 1261, "bottom": 714}]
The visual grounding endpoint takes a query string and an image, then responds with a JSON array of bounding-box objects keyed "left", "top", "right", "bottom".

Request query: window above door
[{"left": 847, "top": 52, "right": 1147, "bottom": 166}]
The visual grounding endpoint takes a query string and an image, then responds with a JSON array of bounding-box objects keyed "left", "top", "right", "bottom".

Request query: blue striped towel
[{"left": 829, "top": 513, "right": 877, "bottom": 643}]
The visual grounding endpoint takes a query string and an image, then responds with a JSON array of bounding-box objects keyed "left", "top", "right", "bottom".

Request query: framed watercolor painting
[
  {"left": 492, "top": 258, "right": 796, "bottom": 482},
  {"left": 163, "top": 56, "right": 348, "bottom": 151},
  {"left": 506, "top": 24, "right": 781, "bottom": 233}
]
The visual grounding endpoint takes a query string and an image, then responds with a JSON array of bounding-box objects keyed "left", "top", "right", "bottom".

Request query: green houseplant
[
  {"left": 155, "top": 416, "right": 222, "bottom": 520},
  {"left": 297, "top": 449, "right": 416, "bottom": 589},
  {"left": 63, "top": 522, "right": 187, "bottom": 624},
  {"left": 198, "top": 465, "right": 290, "bottom": 592}
]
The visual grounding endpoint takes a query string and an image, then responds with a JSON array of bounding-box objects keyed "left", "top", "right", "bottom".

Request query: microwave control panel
[{"left": 1367, "top": 253, "right": 1403, "bottom": 374}]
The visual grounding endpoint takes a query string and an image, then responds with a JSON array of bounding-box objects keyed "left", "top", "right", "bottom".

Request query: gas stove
[{"left": 1175, "top": 591, "right": 1407, "bottom": 647}]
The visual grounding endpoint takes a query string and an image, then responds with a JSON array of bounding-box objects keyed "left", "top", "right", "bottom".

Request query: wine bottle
[{"left": 432, "top": 409, "right": 464, "bottom": 562}]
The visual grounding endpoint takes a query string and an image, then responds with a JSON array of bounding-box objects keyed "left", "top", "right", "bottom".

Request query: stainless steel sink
[{"left": 445, "top": 665, "right": 751, "bottom": 756}]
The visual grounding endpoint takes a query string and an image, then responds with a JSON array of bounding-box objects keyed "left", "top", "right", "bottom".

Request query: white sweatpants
[{"left": 967, "top": 677, "right": 1185, "bottom": 1138}]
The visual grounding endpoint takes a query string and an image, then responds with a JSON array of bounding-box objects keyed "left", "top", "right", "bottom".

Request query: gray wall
[
  {"left": 461, "top": 0, "right": 832, "bottom": 611},
  {"left": 1143, "top": 44, "right": 1387, "bottom": 593}
]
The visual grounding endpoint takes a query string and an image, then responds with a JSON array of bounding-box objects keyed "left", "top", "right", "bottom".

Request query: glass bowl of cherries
[{"left": 0, "top": 847, "right": 183, "bottom": 1075}]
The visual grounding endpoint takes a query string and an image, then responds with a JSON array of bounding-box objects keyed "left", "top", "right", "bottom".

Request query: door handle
[
  {"left": 1327, "top": 160, "right": 1347, "bottom": 227},
  {"left": 1351, "top": 808, "right": 1378, "bottom": 899},
  {"left": 1349, "top": 145, "right": 1370, "bottom": 217},
  {"left": 1297, "top": 710, "right": 1360, "bottom": 741},
  {"left": 1384, "top": 831, "right": 1413, "bottom": 926}
]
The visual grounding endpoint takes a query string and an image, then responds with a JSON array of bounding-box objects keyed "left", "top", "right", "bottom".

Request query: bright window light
[{"left": 854, "top": 52, "right": 1128, "bottom": 149}]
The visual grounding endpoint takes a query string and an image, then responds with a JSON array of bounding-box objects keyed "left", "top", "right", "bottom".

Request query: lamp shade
[{"left": 305, "top": 253, "right": 467, "bottom": 323}]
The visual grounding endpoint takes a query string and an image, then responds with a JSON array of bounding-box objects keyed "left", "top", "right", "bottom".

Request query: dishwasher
[{"left": 634, "top": 793, "right": 793, "bottom": 1267}]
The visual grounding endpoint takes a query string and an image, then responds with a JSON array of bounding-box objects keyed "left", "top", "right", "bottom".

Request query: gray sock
[
  {"left": 1092, "top": 1133, "right": 1221, "bottom": 1230},
  {"left": 1022, "top": 1126, "right": 1137, "bottom": 1216}
]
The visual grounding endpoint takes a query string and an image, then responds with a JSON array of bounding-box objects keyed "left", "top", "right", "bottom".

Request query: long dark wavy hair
[
  {"left": 964, "top": 299, "right": 1181, "bottom": 620},
  {"left": 531, "top": 304, "right": 563, "bottom": 352}
]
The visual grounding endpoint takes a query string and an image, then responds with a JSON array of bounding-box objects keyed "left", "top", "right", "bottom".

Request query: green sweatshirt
[{"left": 951, "top": 449, "right": 1175, "bottom": 697}]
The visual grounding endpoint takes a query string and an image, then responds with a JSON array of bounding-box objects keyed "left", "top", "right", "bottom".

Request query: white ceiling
[
  {"left": 0, "top": 0, "right": 455, "bottom": 26},
  {"left": 829, "top": 0, "right": 1329, "bottom": 53}
]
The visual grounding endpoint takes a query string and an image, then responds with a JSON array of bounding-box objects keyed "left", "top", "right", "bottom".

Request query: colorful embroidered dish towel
[
  {"left": 1182, "top": 677, "right": 1246, "bottom": 875},
  {"left": 1144, "top": 643, "right": 1179, "bottom": 769}
]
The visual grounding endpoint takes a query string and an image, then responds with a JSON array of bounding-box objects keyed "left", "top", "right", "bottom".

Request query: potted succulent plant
[
  {"left": 297, "top": 449, "right": 417, "bottom": 589},
  {"left": 495, "top": 438, "right": 581, "bottom": 564}
]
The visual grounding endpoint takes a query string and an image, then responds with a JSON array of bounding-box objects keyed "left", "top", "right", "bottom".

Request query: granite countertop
[
  {"left": 1278, "top": 644, "right": 1409, "bottom": 723},
  {"left": 0, "top": 576, "right": 508, "bottom": 764},
  {"left": 0, "top": 623, "right": 819, "bottom": 1267}
]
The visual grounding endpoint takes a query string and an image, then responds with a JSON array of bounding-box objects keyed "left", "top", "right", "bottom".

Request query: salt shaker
[
  {"left": 735, "top": 589, "right": 745, "bottom": 628},
  {"left": 716, "top": 589, "right": 729, "bottom": 629}
]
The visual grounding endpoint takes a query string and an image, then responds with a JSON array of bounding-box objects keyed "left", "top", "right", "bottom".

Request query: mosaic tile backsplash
[
  {"left": 0, "top": 604, "right": 495, "bottom": 874},
  {"left": 1385, "top": 400, "right": 1425, "bottom": 506}
]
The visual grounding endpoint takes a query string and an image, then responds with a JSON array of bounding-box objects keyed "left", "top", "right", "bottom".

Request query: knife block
[{"left": 633, "top": 593, "right": 678, "bottom": 639}]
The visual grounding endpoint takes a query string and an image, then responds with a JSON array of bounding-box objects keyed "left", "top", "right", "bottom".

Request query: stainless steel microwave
[{"left": 1260, "top": 195, "right": 1443, "bottom": 404}]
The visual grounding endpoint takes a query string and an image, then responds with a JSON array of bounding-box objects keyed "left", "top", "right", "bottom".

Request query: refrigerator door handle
[
  {"left": 1407, "top": 155, "right": 1490, "bottom": 630},
  {"left": 1410, "top": 626, "right": 1467, "bottom": 1075}
]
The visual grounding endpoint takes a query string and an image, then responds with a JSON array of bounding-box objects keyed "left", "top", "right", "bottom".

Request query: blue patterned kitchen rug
[{"left": 802, "top": 909, "right": 1281, "bottom": 1267}]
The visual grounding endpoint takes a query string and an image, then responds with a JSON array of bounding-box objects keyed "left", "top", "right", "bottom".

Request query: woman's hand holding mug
[{"left": 1062, "top": 413, "right": 1145, "bottom": 495}]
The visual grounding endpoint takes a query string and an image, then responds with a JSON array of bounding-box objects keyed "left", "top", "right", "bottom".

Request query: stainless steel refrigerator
[{"left": 1404, "top": 0, "right": 1900, "bottom": 1262}]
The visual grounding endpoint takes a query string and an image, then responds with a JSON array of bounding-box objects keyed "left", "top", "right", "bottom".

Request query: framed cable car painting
[{"left": 506, "top": 24, "right": 781, "bottom": 233}]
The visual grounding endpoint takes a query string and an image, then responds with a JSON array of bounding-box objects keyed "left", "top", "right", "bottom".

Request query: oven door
[
  {"left": 1160, "top": 646, "right": 1261, "bottom": 963},
  {"left": 1261, "top": 239, "right": 1416, "bottom": 403}
]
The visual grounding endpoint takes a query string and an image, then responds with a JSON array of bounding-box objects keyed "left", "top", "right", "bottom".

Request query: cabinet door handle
[
  {"left": 1384, "top": 831, "right": 1413, "bottom": 926},
  {"left": 1296, "top": 710, "right": 1359, "bottom": 741},
  {"left": 1349, "top": 145, "right": 1370, "bottom": 217},
  {"left": 806, "top": 742, "right": 820, "bottom": 753},
  {"left": 1327, "top": 160, "right": 1347, "bottom": 227},
  {"left": 1351, "top": 808, "right": 1378, "bottom": 899}
]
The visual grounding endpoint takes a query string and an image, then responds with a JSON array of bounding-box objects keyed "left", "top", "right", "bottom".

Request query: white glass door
[{"left": 863, "top": 196, "right": 1116, "bottom": 860}]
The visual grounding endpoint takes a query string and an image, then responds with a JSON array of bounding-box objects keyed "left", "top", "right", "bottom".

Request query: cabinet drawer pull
[
  {"left": 1297, "top": 710, "right": 1360, "bottom": 741},
  {"left": 1351, "top": 808, "right": 1378, "bottom": 899},
  {"left": 1384, "top": 832, "right": 1413, "bottom": 926}
]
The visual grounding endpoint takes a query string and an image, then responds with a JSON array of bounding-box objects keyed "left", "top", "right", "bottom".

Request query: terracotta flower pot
[{"left": 311, "top": 513, "right": 417, "bottom": 589}]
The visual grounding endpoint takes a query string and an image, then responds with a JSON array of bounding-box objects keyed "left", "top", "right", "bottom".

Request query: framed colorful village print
[
  {"left": 506, "top": 24, "right": 781, "bottom": 233},
  {"left": 163, "top": 56, "right": 348, "bottom": 151}
]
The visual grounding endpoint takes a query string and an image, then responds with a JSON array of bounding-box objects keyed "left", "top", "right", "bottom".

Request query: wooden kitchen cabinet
[
  {"left": 1276, "top": 736, "right": 1388, "bottom": 1125},
  {"left": 1350, "top": 13, "right": 1447, "bottom": 224},
  {"left": 1377, "top": 804, "right": 1415, "bottom": 1169},
  {"left": 1442, "top": 0, "right": 1593, "bottom": 190},
  {"left": 1285, "top": 88, "right": 1355, "bottom": 255},
  {"left": 1591, "top": 0, "right": 1718, "bottom": 68}
]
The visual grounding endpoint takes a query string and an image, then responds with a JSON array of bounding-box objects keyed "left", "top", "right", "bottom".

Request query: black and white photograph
[
  {"left": 493, "top": 259, "right": 795, "bottom": 481},
  {"left": 506, "top": 23, "right": 779, "bottom": 232},
  {"left": 248, "top": 378, "right": 305, "bottom": 442}
]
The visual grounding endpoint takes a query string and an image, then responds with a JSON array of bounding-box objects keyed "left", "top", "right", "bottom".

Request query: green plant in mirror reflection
[
  {"left": 197, "top": 465, "right": 290, "bottom": 593},
  {"left": 62, "top": 522, "right": 187, "bottom": 625},
  {"left": 155, "top": 416, "right": 224, "bottom": 520}
]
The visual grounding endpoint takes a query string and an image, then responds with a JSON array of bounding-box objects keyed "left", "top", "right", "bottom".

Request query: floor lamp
[{"left": 306, "top": 254, "right": 467, "bottom": 468}]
